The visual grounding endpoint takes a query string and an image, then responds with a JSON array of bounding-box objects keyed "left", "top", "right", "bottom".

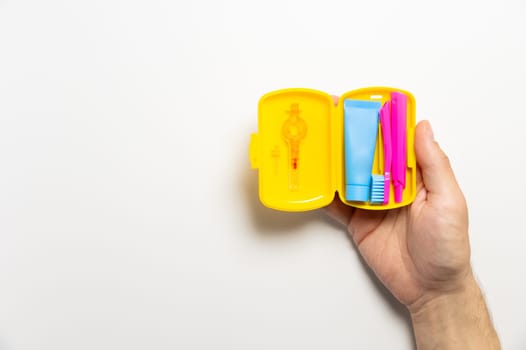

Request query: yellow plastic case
[{"left": 249, "top": 87, "right": 416, "bottom": 212}]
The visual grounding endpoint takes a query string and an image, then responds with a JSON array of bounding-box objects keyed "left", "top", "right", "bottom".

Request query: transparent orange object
[{"left": 282, "top": 103, "right": 307, "bottom": 191}]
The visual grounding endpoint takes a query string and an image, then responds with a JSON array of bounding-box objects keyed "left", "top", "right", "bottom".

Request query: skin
[
  {"left": 326, "top": 97, "right": 500, "bottom": 349},
  {"left": 327, "top": 120, "right": 470, "bottom": 310}
]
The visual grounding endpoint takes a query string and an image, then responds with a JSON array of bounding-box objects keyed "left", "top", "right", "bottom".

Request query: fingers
[
  {"left": 326, "top": 196, "right": 388, "bottom": 246},
  {"left": 324, "top": 194, "right": 353, "bottom": 226},
  {"left": 348, "top": 209, "right": 388, "bottom": 245},
  {"left": 414, "top": 121, "right": 461, "bottom": 198}
]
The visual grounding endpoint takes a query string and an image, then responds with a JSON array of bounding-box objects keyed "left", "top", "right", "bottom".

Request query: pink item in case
[
  {"left": 379, "top": 101, "right": 392, "bottom": 205},
  {"left": 391, "top": 92, "right": 407, "bottom": 203}
]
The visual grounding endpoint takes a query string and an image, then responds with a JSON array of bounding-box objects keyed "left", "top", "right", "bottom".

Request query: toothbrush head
[{"left": 370, "top": 175, "right": 385, "bottom": 204}]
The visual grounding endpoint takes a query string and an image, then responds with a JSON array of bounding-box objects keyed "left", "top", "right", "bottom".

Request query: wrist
[
  {"left": 409, "top": 269, "right": 476, "bottom": 316},
  {"left": 409, "top": 272, "right": 500, "bottom": 349}
]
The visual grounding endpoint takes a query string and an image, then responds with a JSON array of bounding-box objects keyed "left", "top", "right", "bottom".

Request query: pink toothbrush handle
[{"left": 391, "top": 92, "right": 407, "bottom": 203}]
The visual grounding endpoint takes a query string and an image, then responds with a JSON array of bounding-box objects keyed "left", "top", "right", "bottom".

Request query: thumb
[{"left": 414, "top": 120, "right": 460, "bottom": 197}]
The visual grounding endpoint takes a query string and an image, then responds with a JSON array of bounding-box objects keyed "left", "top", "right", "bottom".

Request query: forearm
[{"left": 409, "top": 274, "right": 500, "bottom": 350}]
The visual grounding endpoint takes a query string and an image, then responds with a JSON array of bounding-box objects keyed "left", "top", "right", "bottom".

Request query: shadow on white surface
[
  {"left": 244, "top": 165, "right": 416, "bottom": 349},
  {"left": 318, "top": 213, "right": 416, "bottom": 349},
  {"left": 242, "top": 167, "right": 319, "bottom": 235}
]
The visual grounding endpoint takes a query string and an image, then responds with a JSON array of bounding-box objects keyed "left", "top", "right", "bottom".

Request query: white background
[{"left": 0, "top": 0, "right": 525, "bottom": 349}]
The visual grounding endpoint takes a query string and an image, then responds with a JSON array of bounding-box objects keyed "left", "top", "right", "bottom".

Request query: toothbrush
[
  {"left": 391, "top": 92, "right": 407, "bottom": 203},
  {"left": 370, "top": 102, "right": 392, "bottom": 204},
  {"left": 380, "top": 101, "right": 392, "bottom": 204}
]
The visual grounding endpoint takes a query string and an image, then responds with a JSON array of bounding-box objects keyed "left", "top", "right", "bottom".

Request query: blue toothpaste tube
[{"left": 344, "top": 99, "right": 381, "bottom": 202}]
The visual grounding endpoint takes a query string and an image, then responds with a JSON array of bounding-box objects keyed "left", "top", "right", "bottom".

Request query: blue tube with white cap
[{"left": 344, "top": 99, "right": 381, "bottom": 202}]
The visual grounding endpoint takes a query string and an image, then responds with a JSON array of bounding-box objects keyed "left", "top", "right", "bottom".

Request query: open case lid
[
  {"left": 250, "top": 88, "right": 334, "bottom": 211},
  {"left": 250, "top": 87, "right": 416, "bottom": 212}
]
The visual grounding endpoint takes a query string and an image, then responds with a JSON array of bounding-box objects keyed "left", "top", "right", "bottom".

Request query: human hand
[
  {"left": 327, "top": 120, "right": 470, "bottom": 311},
  {"left": 326, "top": 116, "right": 500, "bottom": 348}
]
